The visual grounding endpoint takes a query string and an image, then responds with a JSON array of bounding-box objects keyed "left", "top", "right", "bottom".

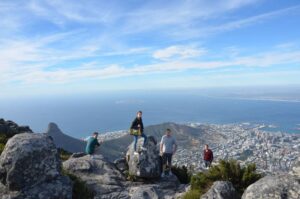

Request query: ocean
[{"left": 1, "top": 90, "right": 300, "bottom": 138}]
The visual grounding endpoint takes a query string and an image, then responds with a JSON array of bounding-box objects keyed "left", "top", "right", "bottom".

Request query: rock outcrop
[
  {"left": 45, "top": 122, "right": 85, "bottom": 153},
  {"left": 126, "top": 136, "right": 161, "bottom": 178},
  {"left": 201, "top": 181, "right": 239, "bottom": 199},
  {"left": 0, "top": 133, "right": 72, "bottom": 199},
  {"left": 242, "top": 174, "right": 300, "bottom": 199},
  {"left": 0, "top": 118, "right": 32, "bottom": 136},
  {"left": 63, "top": 136, "right": 185, "bottom": 199},
  {"left": 63, "top": 154, "right": 129, "bottom": 199}
]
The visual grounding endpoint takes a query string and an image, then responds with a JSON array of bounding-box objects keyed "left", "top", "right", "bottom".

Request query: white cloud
[
  {"left": 169, "top": 4, "right": 300, "bottom": 39},
  {"left": 3, "top": 46, "right": 299, "bottom": 85},
  {"left": 153, "top": 45, "right": 206, "bottom": 60}
]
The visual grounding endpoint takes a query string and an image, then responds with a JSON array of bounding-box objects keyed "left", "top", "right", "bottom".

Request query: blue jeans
[
  {"left": 204, "top": 160, "right": 212, "bottom": 168},
  {"left": 133, "top": 133, "right": 147, "bottom": 151}
]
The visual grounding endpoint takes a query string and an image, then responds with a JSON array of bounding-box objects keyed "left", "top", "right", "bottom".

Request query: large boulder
[
  {"left": 0, "top": 133, "right": 72, "bottom": 199},
  {"left": 242, "top": 174, "right": 300, "bottom": 199},
  {"left": 126, "top": 136, "right": 161, "bottom": 178},
  {"left": 63, "top": 154, "right": 129, "bottom": 199},
  {"left": 201, "top": 181, "right": 239, "bottom": 199}
]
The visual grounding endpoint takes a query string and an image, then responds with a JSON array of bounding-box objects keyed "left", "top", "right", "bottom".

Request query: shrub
[
  {"left": 63, "top": 170, "right": 94, "bottom": 199},
  {"left": 183, "top": 189, "right": 200, "bottom": 199},
  {"left": 189, "top": 159, "right": 262, "bottom": 197},
  {"left": 124, "top": 170, "right": 136, "bottom": 181},
  {"left": 58, "top": 148, "right": 72, "bottom": 161},
  {"left": 0, "top": 133, "right": 9, "bottom": 155},
  {"left": 171, "top": 165, "right": 192, "bottom": 184}
]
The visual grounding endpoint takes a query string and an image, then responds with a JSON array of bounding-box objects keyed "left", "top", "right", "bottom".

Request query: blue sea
[{"left": 1, "top": 90, "right": 300, "bottom": 138}]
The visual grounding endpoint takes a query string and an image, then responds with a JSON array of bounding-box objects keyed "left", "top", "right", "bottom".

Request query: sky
[{"left": 1, "top": 0, "right": 300, "bottom": 98}]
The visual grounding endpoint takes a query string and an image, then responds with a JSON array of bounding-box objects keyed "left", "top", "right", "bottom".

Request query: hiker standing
[
  {"left": 130, "top": 110, "right": 147, "bottom": 155},
  {"left": 84, "top": 132, "right": 102, "bottom": 156},
  {"left": 160, "top": 128, "right": 177, "bottom": 177},
  {"left": 203, "top": 144, "right": 213, "bottom": 168}
]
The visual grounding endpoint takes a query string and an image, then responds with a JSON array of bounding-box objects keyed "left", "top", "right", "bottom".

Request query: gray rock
[
  {"left": 129, "top": 186, "right": 159, "bottom": 199},
  {"left": 201, "top": 181, "right": 239, "bottom": 199},
  {"left": 63, "top": 154, "right": 129, "bottom": 199},
  {"left": 126, "top": 136, "right": 161, "bottom": 178},
  {"left": 242, "top": 174, "right": 300, "bottom": 199},
  {"left": 129, "top": 175, "right": 181, "bottom": 199},
  {"left": 0, "top": 133, "right": 72, "bottom": 199},
  {"left": 114, "top": 158, "right": 128, "bottom": 173}
]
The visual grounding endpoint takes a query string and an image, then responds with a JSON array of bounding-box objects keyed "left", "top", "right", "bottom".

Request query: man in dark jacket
[
  {"left": 203, "top": 144, "right": 213, "bottom": 168},
  {"left": 130, "top": 110, "right": 147, "bottom": 155}
]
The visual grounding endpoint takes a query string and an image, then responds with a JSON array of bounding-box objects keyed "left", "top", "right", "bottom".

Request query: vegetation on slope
[{"left": 184, "top": 159, "right": 262, "bottom": 199}]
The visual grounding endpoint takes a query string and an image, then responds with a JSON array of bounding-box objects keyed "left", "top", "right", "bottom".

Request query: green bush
[
  {"left": 183, "top": 189, "right": 200, "bottom": 199},
  {"left": 58, "top": 148, "right": 72, "bottom": 161},
  {"left": 0, "top": 143, "right": 5, "bottom": 155},
  {"left": 189, "top": 159, "right": 262, "bottom": 197},
  {"left": 171, "top": 165, "right": 192, "bottom": 184},
  {"left": 0, "top": 133, "right": 9, "bottom": 155},
  {"left": 124, "top": 170, "right": 137, "bottom": 181},
  {"left": 63, "top": 170, "right": 94, "bottom": 199}
]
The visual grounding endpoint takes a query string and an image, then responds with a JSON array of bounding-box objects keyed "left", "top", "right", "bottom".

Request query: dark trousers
[
  {"left": 204, "top": 160, "right": 212, "bottom": 168},
  {"left": 162, "top": 153, "right": 173, "bottom": 172}
]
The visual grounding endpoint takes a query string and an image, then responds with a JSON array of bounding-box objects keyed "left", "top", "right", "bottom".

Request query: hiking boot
[
  {"left": 161, "top": 173, "right": 165, "bottom": 178},
  {"left": 168, "top": 171, "right": 173, "bottom": 176}
]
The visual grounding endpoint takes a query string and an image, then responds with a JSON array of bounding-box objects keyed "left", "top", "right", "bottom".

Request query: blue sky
[{"left": 1, "top": 0, "right": 300, "bottom": 97}]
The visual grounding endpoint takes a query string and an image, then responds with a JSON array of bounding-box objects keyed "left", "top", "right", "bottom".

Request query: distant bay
[{"left": 1, "top": 90, "right": 299, "bottom": 138}]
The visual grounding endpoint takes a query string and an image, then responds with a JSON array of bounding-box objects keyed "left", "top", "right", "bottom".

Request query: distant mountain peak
[
  {"left": 47, "top": 122, "right": 63, "bottom": 135},
  {"left": 45, "top": 122, "right": 85, "bottom": 153}
]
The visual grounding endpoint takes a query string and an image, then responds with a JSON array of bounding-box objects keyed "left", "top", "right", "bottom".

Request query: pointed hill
[{"left": 45, "top": 122, "right": 85, "bottom": 153}]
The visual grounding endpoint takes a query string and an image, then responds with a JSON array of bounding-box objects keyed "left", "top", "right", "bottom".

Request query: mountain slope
[{"left": 45, "top": 122, "right": 85, "bottom": 153}]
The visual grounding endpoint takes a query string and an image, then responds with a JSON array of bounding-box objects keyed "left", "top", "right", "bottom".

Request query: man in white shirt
[{"left": 160, "top": 128, "right": 177, "bottom": 177}]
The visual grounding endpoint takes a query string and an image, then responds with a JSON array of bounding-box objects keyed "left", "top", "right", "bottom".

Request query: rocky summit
[
  {"left": 1, "top": 119, "right": 299, "bottom": 199},
  {"left": 0, "top": 133, "right": 72, "bottom": 199},
  {"left": 63, "top": 135, "right": 185, "bottom": 199},
  {"left": 126, "top": 135, "right": 161, "bottom": 178}
]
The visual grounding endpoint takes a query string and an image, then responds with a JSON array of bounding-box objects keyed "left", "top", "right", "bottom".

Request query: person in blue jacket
[{"left": 85, "top": 132, "right": 101, "bottom": 155}]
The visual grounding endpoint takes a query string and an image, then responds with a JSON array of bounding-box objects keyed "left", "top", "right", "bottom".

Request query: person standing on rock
[
  {"left": 203, "top": 144, "right": 213, "bottom": 168},
  {"left": 85, "top": 132, "right": 102, "bottom": 156},
  {"left": 130, "top": 110, "right": 147, "bottom": 155},
  {"left": 160, "top": 128, "right": 177, "bottom": 177}
]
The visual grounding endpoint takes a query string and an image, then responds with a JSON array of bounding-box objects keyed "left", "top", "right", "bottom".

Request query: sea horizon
[{"left": 1, "top": 89, "right": 300, "bottom": 138}]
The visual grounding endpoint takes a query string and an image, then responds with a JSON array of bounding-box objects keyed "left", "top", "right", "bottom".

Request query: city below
[
  {"left": 174, "top": 123, "right": 300, "bottom": 174},
  {"left": 98, "top": 123, "right": 300, "bottom": 175}
]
